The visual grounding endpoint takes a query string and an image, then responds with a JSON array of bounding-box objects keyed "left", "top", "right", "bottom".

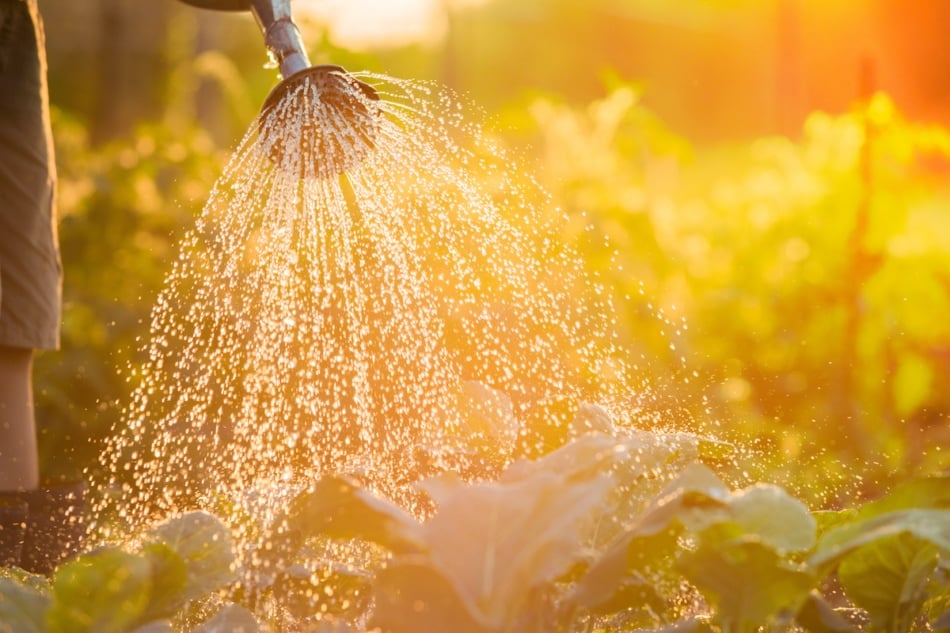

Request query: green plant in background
[
  {"left": 502, "top": 82, "right": 950, "bottom": 505},
  {"left": 33, "top": 108, "right": 226, "bottom": 485}
]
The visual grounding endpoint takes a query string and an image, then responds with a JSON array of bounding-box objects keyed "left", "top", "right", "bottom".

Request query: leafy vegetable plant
[{"left": 2, "top": 398, "right": 947, "bottom": 633}]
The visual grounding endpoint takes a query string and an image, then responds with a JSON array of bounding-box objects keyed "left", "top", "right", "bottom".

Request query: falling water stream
[{"left": 94, "top": 73, "right": 642, "bottom": 542}]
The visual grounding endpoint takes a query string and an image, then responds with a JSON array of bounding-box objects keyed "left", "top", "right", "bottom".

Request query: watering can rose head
[
  {"left": 257, "top": 65, "right": 381, "bottom": 178},
  {"left": 176, "top": 0, "right": 382, "bottom": 178}
]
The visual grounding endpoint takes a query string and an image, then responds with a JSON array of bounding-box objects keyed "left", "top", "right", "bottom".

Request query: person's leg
[
  {"left": 0, "top": 3, "right": 84, "bottom": 574},
  {"left": 0, "top": 345, "right": 39, "bottom": 492},
  {"left": 0, "top": 344, "right": 85, "bottom": 575},
  {"left": 0, "top": 0, "right": 57, "bottom": 493}
]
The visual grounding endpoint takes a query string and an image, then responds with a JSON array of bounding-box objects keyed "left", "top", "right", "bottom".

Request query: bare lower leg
[{"left": 0, "top": 346, "right": 39, "bottom": 492}]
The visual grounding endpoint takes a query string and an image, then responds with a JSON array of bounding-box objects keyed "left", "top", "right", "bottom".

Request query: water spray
[{"left": 177, "top": 0, "right": 380, "bottom": 176}]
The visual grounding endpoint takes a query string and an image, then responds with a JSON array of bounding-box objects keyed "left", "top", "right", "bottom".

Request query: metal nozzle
[
  {"left": 177, "top": 0, "right": 381, "bottom": 177},
  {"left": 248, "top": 0, "right": 310, "bottom": 79},
  {"left": 177, "top": 0, "right": 310, "bottom": 79}
]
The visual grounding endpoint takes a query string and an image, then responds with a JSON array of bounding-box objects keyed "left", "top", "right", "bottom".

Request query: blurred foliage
[
  {"left": 33, "top": 107, "right": 226, "bottom": 482},
  {"left": 32, "top": 5, "right": 950, "bottom": 506},
  {"left": 497, "top": 85, "right": 950, "bottom": 506}
]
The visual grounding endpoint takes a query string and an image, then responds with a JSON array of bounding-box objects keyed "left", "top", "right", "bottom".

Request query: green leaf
[
  {"left": 696, "top": 437, "right": 736, "bottom": 464},
  {"left": 139, "top": 542, "right": 189, "bottom": 620},
  {"left": 657, "top": 477, "right": 815, "bottom": 552},
  {"left": 810, "top": 509, "right": 950, "bottom": 570},
  {"left": 565, "top": 528, "right": 679, "bottom": 620},
  {"left": 808, "top": 507, "right": 950, "bottom": 632},
  {"left": 0, "top": 567, "right": 50, "bottom": 593},
  {"left": 507, "top": 433, "right": 730, "bottom": 549},
  {"left": 795, "top": 591, "right": 859, "bottom": 633},
  {"left": 565, "top": 463, "right": 729, "bottom": 616},
  {"left": 128, "top": 621, "right": 173, "bottom": 633},
  {"left": 836, "top": 532, "right": 939, "bottom": 633},
  {"left": 0, "top": 575, "right": 49, "bottom": 633},
  {"left": 928, "top": 564, "right": 950, "bottom": 629},
  {"left": 677, "top": 538, "right": 815, "bottom": 630},
  {"left": 418, "top": 461, "right": 614, "bottom": 626},
  {"left": 271, "top": 562, "right": 371, "bottom": 620},
  {"left": 649, "top": 617, "right": 718, "bottom": 633},
  {"left": 576, "top": 573, "right": 667, "bottom": 618},
  {"left": 568, "top": 463, "right": 816, "bottom": 623},
  {"left": 502, "top": 432, "right": 639, "bottom": 484},
  {"left": 144, "top": 511, "right": 236, "bottom": 602},
  {"left": 726, "top": 483, "right": 816, "bottom": 552},
  {"left": 371, "top": 559, "right": 492, "bottom": 633},
  {"left": 612, "top": 430, "right": 719, "bottom": 487},
  {"left": 634, "top": 462, "right": 731, "bottom": 536},
  {"left": 192, "top": 603, "right": 259, "bottom": 632},
  {"left": 813, "top": 509, "right": 859, "bottom": 538},
  {"left": 855, "top": 475, "right": 950, "bottom": 519},
  {"left": 285, "top": 476, "right": 424, "bottom": 554},
  {"left": 47, "top": 546, "right": 152, "bottom": 633}
]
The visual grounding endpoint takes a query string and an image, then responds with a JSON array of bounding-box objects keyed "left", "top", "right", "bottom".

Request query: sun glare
[{"left": 296, "top": 0, "right": 450, "bottom": 49}]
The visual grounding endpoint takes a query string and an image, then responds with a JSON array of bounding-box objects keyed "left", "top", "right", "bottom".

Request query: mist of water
[{"left": 93, "top": 72, "right": 644, "bottom": 540}]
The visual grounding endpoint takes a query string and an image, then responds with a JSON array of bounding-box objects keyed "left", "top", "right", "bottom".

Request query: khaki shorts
[{"left": 0, "top": 0, "right": 61, "bottom": 350}]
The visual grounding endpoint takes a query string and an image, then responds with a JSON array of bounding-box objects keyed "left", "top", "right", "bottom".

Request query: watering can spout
[
  {"left": 248, "top": 0, "right": 311, "bottom": 79},
  {"left": 175, "top": 0, "right": 310, "bottom": 79},
  {"left": 176, "top": 0, "right": 381, "bottom": 177}
]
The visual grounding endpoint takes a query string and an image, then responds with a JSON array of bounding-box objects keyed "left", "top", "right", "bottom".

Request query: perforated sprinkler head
[
  {"left": 176, "top": 0, "right": 381, "bottom": 178},
  {"left": 258, "top": 64, "right": 381, "bottom": 178}
]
